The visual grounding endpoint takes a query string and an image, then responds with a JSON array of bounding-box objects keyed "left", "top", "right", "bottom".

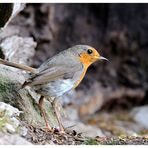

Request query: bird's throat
[{"left": 79, "top": 53, "right": 93, "bottom": 67}]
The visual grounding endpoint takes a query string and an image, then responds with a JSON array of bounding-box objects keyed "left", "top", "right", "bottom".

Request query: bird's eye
[{"left": 87, "top": 49, "right": 93, "bottom": 54}]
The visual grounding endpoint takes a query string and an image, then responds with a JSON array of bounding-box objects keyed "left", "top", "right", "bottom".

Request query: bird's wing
[{"left": 26, "top": 64, "right": 83, "bottom": 86}]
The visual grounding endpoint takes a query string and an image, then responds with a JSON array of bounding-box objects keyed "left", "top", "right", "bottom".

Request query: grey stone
[
  {"left": 63, "top": 120, "right": 105, "bottom": 137},
  {"left": 0, "top": 133, "right": 31, "bottom": 145},
  {"left": 131, "top": 106, "right": 148, "bottom": 129}
]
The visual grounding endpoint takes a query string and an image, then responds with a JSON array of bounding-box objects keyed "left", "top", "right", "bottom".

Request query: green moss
[
  {"left": 83, "top": 138, "right": 98, "bottom": 145},
  {"left": 0, "top": 111, "right": 10, "bottom": 132},
  {"left": 0, "top": 117, "right": 8, "bottom": 129},
  {"left": 0, "top": 77, "right": 10, "bottom": 92},
  {"left": 138, "top": 129, "right": 148, "bottom": 136},
  {"left": 0, "top": 75, "right": 16, "bottom": 96},
  {"left": 20, "top": 92, "right": 44, "bottom": 127}
]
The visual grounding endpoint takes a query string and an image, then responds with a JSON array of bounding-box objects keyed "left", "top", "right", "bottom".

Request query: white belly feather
[{"left": 34, "top": 79, "right": 74, "bottom": 97}]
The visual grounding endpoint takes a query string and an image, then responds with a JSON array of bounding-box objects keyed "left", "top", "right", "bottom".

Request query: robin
[{"left": 0, "top": 45, "right": 108, "bottom": 132}]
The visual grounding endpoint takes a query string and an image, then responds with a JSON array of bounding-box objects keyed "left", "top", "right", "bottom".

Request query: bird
[{"left": 0, "top": 45, "right": 108, "bottom": 132}]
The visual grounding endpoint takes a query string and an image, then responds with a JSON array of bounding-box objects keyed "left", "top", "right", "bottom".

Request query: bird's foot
[
  {"left": 41, "top": 126, "right": 66, "bottom": 134},
  {"left": 42, "top": 125, "right": 54, "bottom": 133},
  {"left": 53, "top": 126, "right": 66, "bottom": 134}
]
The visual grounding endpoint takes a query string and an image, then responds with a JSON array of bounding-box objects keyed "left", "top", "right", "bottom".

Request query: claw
[{"left": 42, "top": 126, "right": 54, "bottom": 133}]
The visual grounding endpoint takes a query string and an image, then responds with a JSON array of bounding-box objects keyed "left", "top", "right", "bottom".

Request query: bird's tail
[{"left": 0, "top": 58, "right": 37, "bottom": 73}]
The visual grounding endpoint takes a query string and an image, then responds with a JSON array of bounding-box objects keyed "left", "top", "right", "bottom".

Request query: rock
[
  {"left": 0, "top": 36, "right": 36, "bottom": 65},
  {"left": 0, "top": 102, "right": 21, "bottom": 133},
  {"left": 63, "top": 120, "right": 105, "bottom": 137},
  {"left": 85, "top": 111, "right": 147, "bottom": 137},
  {"left": 131, "top": 106, "right": 148, "bottom": 129},
  {"left": 0, "top": 102, "right": 21, "bottom": 117},
  {"left": 115, "top": 120, "right": 144, "bottom": 136},
  {"left": 5, "top": 123, "right": 16, "bottom": 133},
  {"left": 20, "top": 126, "right": 28, "bottom": 137},
  {"left": 0, "top": 26, "right": 20, "bottom": 40},
  {"left": 0, "top": 133, "right": 31, "bottom": 145}
]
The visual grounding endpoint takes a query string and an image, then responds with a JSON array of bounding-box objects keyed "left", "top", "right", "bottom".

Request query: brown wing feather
[{"left": 24, "top": 64, "right": 82, "bottom": 86}]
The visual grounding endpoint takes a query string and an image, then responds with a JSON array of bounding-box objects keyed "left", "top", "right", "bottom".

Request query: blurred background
[{"left": 1, "top": 3, "right": 148, "bottom": 137}]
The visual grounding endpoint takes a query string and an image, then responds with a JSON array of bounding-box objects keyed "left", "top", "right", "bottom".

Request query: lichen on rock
[{"left": 0, "top": 102, "right": 21, "bottom": 133}]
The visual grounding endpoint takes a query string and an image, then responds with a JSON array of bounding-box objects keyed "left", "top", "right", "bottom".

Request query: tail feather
[
  {"left": 0, "top": 58, "right": 37, "bottom": 73},
  {"left": 0, "top": 58, "right": 37, "bottom": 89}
]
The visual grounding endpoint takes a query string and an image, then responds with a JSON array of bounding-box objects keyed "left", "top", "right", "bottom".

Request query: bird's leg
[
  {"left": 53, "top": 99, "right": 65, "bottom": 132},
  {"left": 49, "top": 98, "right": 65, "bottom": 132},
  {"left": 38, "top": 96, "right": 52, "bottom": 131}
]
